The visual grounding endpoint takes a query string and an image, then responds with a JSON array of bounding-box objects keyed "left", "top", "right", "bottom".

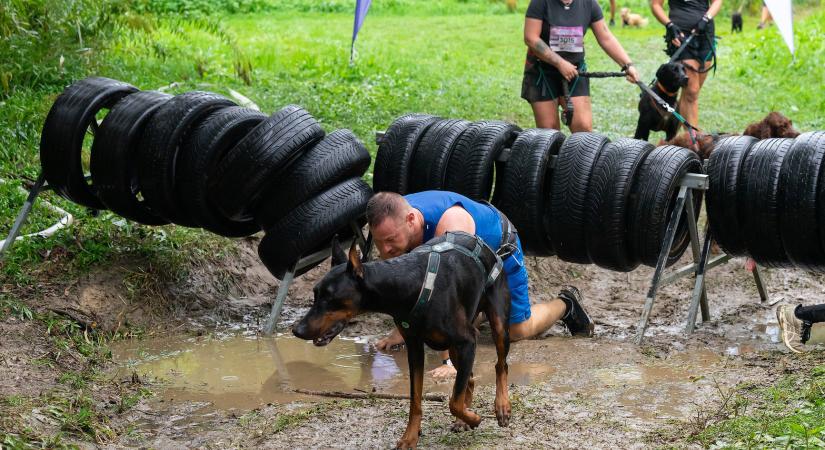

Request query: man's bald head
[
  {"left": 366, "top": 192, "right": 411, "bottom": 228},
  {"left": 366, "top": 192, "right": 419, "bottom": 259}
]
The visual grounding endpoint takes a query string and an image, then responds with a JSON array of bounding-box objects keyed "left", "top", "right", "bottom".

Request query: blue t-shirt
[{"left": 404, "top": 191, "right": 503, "bottom": 250}]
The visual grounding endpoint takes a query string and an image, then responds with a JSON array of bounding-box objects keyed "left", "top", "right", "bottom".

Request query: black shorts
[
  {"left": 521, "top": 57, "right": 590, "bottom": 103},
  {"left": 667, "top": 31, "right": 716, "bottom": 63}
]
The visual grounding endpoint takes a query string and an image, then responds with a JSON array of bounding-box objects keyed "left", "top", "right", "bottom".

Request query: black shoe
[{"left": 558, "top": 286, "right": 594, "bottom": 337}]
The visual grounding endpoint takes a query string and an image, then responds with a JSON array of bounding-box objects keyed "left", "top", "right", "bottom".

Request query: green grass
[
  {"left": 1, "top": 1, "right": 822, "bottom": 285},
  {"left": 676, "top": 361, "right": 825, "bottom": 449}
]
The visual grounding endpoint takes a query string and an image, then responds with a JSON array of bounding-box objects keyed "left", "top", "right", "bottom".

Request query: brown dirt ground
[{"left": 2, "top": 234, "right": 824, "bottom": 448}]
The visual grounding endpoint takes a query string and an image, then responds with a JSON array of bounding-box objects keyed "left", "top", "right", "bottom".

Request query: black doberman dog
[
  {"left": 293, "top": 232, "right": 512, "bottom": 449},
  {"left": 634, "top": 61, "right": 689, "bottom": 141}
]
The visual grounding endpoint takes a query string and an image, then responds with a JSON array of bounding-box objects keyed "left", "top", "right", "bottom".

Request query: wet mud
[{"left": 53, "top": 247, "right": 825, "bottom": 448}]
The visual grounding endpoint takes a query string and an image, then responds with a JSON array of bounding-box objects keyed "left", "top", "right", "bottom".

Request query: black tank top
[{"left": 668, "top": 0, "right": 711, "bottom": 31}]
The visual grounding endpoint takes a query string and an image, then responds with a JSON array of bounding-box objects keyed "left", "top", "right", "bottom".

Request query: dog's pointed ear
[
  {"left": 346, "top": 241, "right": 364, "bottom": 279},
  {"left": 331, "top": 235, "right": 347, "bottom": 267}
]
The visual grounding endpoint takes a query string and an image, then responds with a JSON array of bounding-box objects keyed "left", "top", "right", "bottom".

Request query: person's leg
[
  {"left": 504, "top": 240, "right": 593, "bottom": 340},
  {"left": 677, "top": 59, "right": 710, "bottom": 130},
  {"left": 759, "top": 5, "right": 772, "bottom": 28},
  {"left": 509, "top": 300, "right": 567, "bottom": 341},
  {"left": 609, "top": 0, "right": 616, "bottom": 26},
  {"left": 795, "top": 304, "right": 825, "bottom": 323},
  {"left": 569, "top": 95, "right": 593, "bottom": 132},
  {"left": 531, "top": 100, "right": 561, "bottom": 129}
]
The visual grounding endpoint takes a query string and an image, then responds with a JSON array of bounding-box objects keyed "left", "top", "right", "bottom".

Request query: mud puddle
[
  {"left": 109, "top": 329, "right": 770, "bottom": 423},
  {"left": 112, "top": 333, "right": 555, "bottom": 410}
]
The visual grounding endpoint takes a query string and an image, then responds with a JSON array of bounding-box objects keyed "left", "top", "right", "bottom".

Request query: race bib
[{"left": 549, "top": 26, "right": 584, "bottom": 53}]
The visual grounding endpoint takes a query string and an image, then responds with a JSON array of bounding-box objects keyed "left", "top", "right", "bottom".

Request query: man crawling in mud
[{"left": 367, "top": 191, "right": 594, "bottom": 378}]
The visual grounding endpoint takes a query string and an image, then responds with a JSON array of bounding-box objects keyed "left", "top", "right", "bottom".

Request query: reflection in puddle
[
  {"left": 112, "top": 331, "right": 770, "bottom": 424},
  {"left": 112, "top": 334, "right": 553, "bottom": 410}
]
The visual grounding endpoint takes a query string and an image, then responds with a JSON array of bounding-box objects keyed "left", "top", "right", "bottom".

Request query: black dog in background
[
  {"left": 634, "top": 61, "right": 689, "bottom": 141},
  {"left": 732, "top": 12, "right": 743, "bottom": 32}
]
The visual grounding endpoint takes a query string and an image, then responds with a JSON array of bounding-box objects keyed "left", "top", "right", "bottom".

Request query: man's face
[{"left": 371, "top": 213, "right": 415, "bottom": 260}]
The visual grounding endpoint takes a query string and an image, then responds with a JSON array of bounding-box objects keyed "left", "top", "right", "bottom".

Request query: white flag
[{"left": 764, "top": 0, "right": 795, "bottom": 56}]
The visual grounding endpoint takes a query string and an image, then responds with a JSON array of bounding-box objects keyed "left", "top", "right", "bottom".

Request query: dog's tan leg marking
[
  {"left": 448, "top": 345, "right": 482, "bottom": 429},
  {"left": 396, "top": 340, "right": 424, "bottom": 449},
  {"left": 489, "top": 310, "right": 512, "bottom": 427},
  {"left": 450, "top": 376, "right": 476, "bottom": 432}
]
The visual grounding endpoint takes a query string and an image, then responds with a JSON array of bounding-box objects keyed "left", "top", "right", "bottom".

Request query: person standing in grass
[
  {"left": 521, "top": 0, "right": 640, "bottom": 131},
  {"left": 651, "top": 0, "right": 722, "bottom": 133},
  {"left": 758, "top": 2, "right": 773, "bottom": 29}
]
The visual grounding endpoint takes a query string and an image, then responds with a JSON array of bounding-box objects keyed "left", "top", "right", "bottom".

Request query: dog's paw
[
  {"left": 450, "top": 420, "right": 472, "bottom": 433},
  {"left": 495, "top": 403, "right": 511, "bottom": 427},
  {"left": 393, "top": 437, "right": 418, "bottom": 449}
]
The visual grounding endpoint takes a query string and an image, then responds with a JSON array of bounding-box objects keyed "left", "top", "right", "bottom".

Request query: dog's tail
[{"left": 640, "top": 17, "right": 649, "bottom": 27}]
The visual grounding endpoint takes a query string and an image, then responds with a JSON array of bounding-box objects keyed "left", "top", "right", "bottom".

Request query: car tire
[{"left": 40, "top": 77, "right": 138, "bottom": 209}]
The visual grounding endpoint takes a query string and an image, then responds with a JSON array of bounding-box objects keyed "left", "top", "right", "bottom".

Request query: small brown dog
[
  {"left": 743, "top": 111, "right": 800, "bottom": 139},
  {"left": 621, "top": 8, "right": 649, "bottom": 27},
  {"left": 660, "top": 132, "right": 718, "bottom": 160},
  {"left": 662, "top": 112, "right": 799, "bottom": 160}
]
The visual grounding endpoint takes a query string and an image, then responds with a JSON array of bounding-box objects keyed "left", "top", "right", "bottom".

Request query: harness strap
[
  {"left": 403, "top": 233, "right": 504, "bottom": 330},
  {"left": 400, "top": 251, "right": 441, "bottom": 330}
]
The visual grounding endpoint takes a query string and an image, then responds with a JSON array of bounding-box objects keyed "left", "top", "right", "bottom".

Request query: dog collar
[
  {"left": 399, "top": 232, "right": 503, "bottom": 330},
  {"left": 656, "top": 80, "right": 678, "bottom": 97}
]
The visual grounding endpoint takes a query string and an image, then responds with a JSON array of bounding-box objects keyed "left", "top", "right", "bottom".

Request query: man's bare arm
[{"left": 434, "top": 206, "right": 475, "bottom": 237}]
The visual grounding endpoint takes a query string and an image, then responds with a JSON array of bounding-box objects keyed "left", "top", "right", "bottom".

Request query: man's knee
[{"left": 508, "top": 320, "right": 532, "bottom": 341}]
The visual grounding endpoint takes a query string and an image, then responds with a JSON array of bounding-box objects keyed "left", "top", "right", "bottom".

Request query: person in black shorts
[
  {"left": 651, "top": 0, "right": 723, "bottom": 132},
  {"left": 521, "top": 0, "right": 640, "bottom": 131}
]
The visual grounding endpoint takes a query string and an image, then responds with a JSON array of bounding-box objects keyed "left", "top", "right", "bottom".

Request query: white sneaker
[{"left": 775, "top": 304, "right": 806, "bottom": 353}]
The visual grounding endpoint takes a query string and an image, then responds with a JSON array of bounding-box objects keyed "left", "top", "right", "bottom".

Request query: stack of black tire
[
  {"left": 39, "top": 77, "right": 372, "bottom": 280},
  {"left": 374, "top": 114, "right": 522, "bottom": 200},
  {"left": 374, "top": 114, "right": 704, "bottom": 271},
  {"left": 706, "top": 132, "right": 825, "bottom": 271}
]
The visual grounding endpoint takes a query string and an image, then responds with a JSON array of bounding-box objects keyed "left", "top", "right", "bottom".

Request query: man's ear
[
  {"left": 346, "top": 241, "right": 364, "bottom": 279},
  {"left": 331, "top": 235, "right": 347, "bottom": 267}
]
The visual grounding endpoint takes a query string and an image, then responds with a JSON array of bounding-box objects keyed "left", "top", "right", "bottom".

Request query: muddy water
[
  {"left": 112, "top": 333, "right": 554, "bottom": 410},
  {"left": 110, "top": 331, "right": 752, "bottom": 422}
]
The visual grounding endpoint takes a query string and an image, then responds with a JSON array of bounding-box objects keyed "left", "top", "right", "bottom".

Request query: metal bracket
[
  {"left": 262, "top": 223, "right": 373, "bottom": 335},
  {"left": 635, "top": 172, "right": 768, "bottom": 344},
  {"left": 0, "top": 173, "right": 79, "bottom": 259}
]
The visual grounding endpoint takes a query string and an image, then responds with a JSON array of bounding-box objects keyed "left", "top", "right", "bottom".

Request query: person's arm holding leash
[
  {"left": 590, "top": 19, "right": 640, "bottom": 84},
  {"left": 695, "top": 0, "right": 723, "bottom": 32},
  {"left": 651, "top": 0, "right": 683, "bottom": 46},
  {"left": 524, "top": 17, "right": 579, "bottom": 82}
]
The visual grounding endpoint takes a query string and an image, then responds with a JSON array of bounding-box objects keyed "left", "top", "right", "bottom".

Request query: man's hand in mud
[
  {"left": 428, "top": 363, "right": 457, "bottom": 379},
  {"left": 375, "top": 328, "right": 405, "bottom": 352}
]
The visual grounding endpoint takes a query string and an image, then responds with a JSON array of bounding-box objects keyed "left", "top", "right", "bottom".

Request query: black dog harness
[{"left": 398, "top": 232, "right": 503, "bottom": 330}]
